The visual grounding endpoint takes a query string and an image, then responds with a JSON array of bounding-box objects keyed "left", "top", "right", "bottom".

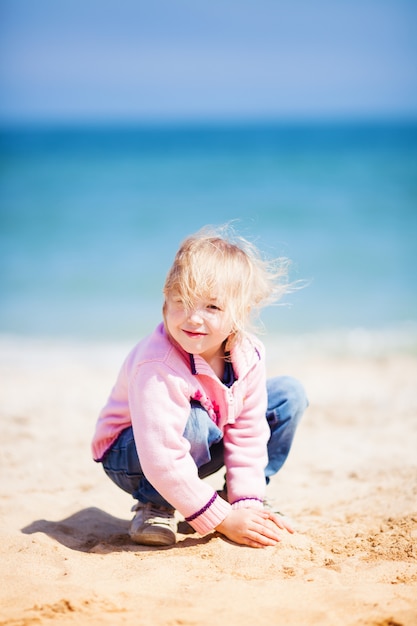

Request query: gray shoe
[{"left": 129, "top": 502, "right": 177, "bottom": 546}]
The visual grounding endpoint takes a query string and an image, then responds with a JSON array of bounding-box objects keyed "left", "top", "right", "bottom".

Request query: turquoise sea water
[{"left": 1, "top": 121, "right": 416, "bottom": 349}]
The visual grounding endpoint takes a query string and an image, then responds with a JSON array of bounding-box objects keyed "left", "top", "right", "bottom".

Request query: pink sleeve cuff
[
  {"left": 231, "top": 498, "right": 264, "bottom": 510},
  {"left": 187, "top": 493, "right": 232, "bottom": 535}
]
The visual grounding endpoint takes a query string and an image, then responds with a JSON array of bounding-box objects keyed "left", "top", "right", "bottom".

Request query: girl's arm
[
  {"left": 128, "top": 361, "right": 232, "bottom": 532},
  {"left": 223, "top": 355, "right": 270, "bottom": 507}
]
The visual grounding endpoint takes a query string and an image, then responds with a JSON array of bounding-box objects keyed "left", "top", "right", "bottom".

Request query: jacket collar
[
  {"left": 161, "top": 322, "right": 260, "bottom": 379},
  {"left": 188, "top": 338, "right": 260, "bottom": 380}
]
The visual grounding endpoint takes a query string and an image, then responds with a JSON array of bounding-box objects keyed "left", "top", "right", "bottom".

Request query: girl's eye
[{"left": 207, "top": 304, "right": 221, "bottom": 311}]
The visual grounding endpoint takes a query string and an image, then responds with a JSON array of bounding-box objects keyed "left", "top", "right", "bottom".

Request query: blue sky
[{"left": 1, "top": 0, "right": 416, "bottom": 122}]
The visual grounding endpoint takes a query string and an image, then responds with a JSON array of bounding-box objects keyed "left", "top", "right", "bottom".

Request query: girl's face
[{"left": 164, "top": 293, "right": 234, "bottom": 365}]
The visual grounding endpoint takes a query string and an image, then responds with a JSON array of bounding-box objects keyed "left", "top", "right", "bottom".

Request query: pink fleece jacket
[{"left": 91, "top": 322, "right": 270, "bottom": 535}]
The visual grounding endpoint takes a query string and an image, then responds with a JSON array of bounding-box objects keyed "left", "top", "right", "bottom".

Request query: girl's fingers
[
  {"left": 266, "top": 512, "right": 295, "bottom": 534},
  {"left": 251, "top": 518, "right": 282, "bottom": 543},
  {"left": 245, "top": 533, "right": 278, "bottom": 548}
]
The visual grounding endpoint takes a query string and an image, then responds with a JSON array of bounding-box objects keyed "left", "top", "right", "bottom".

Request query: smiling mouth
[{"left": 182, "top": 329, "right": 207, "bottom": 338}]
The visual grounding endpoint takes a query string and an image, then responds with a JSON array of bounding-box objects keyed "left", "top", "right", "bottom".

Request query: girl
[{"left": 92, "top": 226, "right": 307, "bottom": 548}]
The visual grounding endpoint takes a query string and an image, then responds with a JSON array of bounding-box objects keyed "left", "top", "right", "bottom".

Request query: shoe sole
[{"left": 129, "top": 530, "right": 176, "bottom": 546}]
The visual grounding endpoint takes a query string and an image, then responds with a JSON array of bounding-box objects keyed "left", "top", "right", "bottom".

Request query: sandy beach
[{"left": 0, "top": 333, "right": 416, "bottom": 626}]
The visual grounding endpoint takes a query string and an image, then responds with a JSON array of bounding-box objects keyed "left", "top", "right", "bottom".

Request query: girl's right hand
[{"left": 215, "top": 508, "right": 292, "bottom": 548}]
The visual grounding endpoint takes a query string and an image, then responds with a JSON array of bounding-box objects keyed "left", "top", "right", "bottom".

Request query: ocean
[{"left": 1, "top": 120, "right": 416, "bottom": 353}]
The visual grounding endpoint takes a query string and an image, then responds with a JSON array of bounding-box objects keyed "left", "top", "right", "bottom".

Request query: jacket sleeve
[
  {"left": 128, "top": 360, "right": 231, "bottom": 534},
  {"left": 222, "top": 354, "right": 269, "bottom": 508}
]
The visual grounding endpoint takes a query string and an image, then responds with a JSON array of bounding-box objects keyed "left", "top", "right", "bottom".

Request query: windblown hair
[{"left": 163, "top": 225, "right": 291, "bottom": 348}]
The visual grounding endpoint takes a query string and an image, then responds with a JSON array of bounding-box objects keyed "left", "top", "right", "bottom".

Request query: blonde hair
[{"left": 163, "top": 225, "right": 291, "bottom": 348}]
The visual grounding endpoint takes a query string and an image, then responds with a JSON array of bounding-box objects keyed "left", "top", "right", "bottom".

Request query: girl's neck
[
  {"left": 206, "top": 353, "right": 225, "bottom": 380},
  {"left": 200, "top": 341, "right": 227, "bottom": 380}
]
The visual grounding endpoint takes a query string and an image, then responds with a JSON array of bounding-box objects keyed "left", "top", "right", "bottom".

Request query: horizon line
[{"left": 1, "top": 112, "right": 417, "bottom": 130}]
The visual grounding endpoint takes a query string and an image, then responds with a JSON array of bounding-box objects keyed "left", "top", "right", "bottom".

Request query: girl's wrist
[{"left": 231, "top": 497, "right": 264, "bottom": 510}]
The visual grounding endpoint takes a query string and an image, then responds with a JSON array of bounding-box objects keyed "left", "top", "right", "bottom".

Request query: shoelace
[{"left": 132, "top": 502, "right": 175, "bottom": 524}]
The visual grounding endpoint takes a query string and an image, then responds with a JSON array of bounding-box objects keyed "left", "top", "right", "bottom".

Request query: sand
[{"left": 0, "top": 333, "right": 416, "bottom": 626}]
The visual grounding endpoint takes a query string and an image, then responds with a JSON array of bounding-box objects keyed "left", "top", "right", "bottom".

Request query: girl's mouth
[{"left": 183, "top": 329, "right": 206, "bottom": 338}]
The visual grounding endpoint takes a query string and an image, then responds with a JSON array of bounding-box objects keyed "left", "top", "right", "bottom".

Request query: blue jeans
[{"left": 101, "top": 376, "right": 308, "bottom": 508}]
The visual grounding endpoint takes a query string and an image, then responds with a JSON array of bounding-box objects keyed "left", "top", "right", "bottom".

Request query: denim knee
[
  {"left": 266, "top": 375, "right": 308, "bottom": 428},
  {"left": 264, "top": 376, "right": 308, "bottom": 479}
]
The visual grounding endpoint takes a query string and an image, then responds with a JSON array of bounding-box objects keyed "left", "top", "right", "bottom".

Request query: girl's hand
[
  {"left": 268, "top": 511, "right": 295, "bottom": 535},
  {"left": 215, "top": 508, "right": 294, "bottom": 548}
]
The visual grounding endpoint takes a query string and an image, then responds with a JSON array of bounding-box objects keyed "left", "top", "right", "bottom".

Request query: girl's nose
[{"left": 188, "top": 309, "right": 204, "bottom": 324}]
